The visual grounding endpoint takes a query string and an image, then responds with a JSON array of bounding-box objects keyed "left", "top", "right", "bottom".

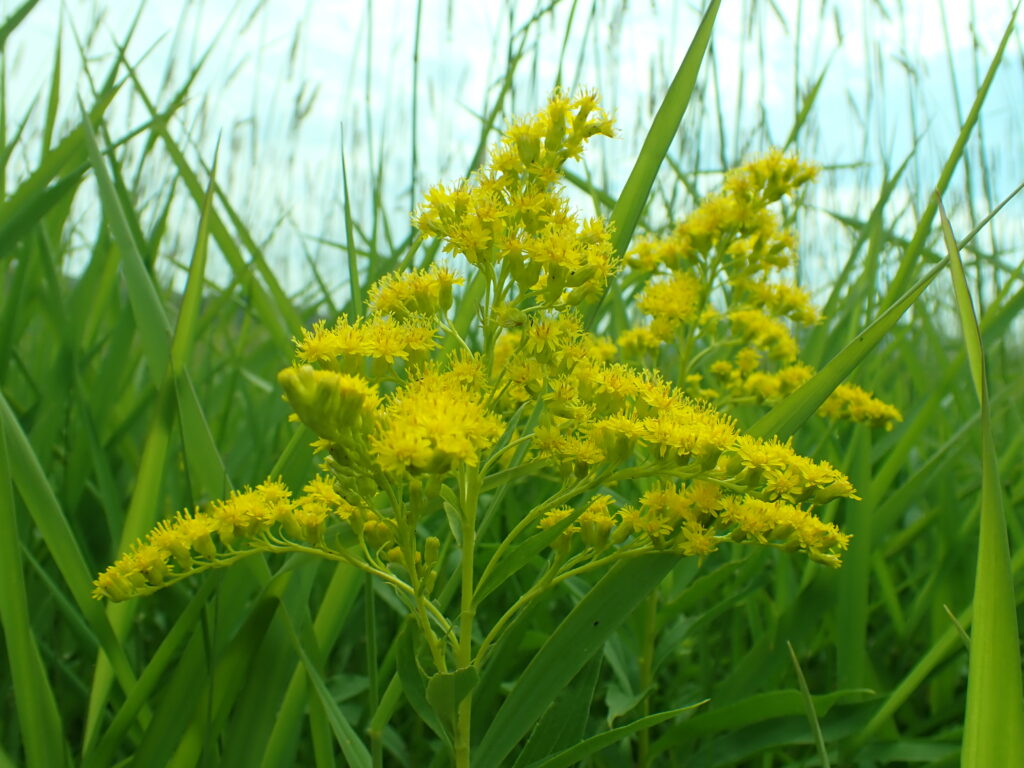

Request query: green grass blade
[
  {"left": 474, "top": 553, "right": 679, "bottom": 766},
  {"left": 259, "top": 564, "right": 364, "bottom": 767},
  {"left": 882, "top": 3, "right": 1018, "bottom": 306},
  {"left": 0, "top": 0, "right": 42, "bottom": 52},
  {"left": 81, "top": 576, "right": 221, "bottom": 768},
  {"left": 0, "top": 396, "right": 68, "bottom": 768},
  {"left": 786, "top": 642, "right": 831, "bottom": 768},
  {"left": 79, "top": 100, "right": 170, "bottom": 379},
  {"left": 606, "top": 0, "right": 720, "bottom": 260},
  {"left": 171, "top": 144, "right": 232, "bottom": 499},
  {"left": 782, "top": 60, "right": 829, "bottom": 150},
  {"left": 41, "top": 18, "right": 60, "bottom": 155},
  {"left": 513, "top": 654, "right": 602, "bottom": 767},
  {"left": 586, "top": 0, "right": 719, "bottom": 330},
  {"left": 291, "top": 625, "right": 374, "bottom": 768},
  {"left": 0, "top": 394, "right": 139, "bottom": 693},
  {"left": 749, "top": 256, "right": 944, "bottom": 440},
  {"left": 341, "top": 132, "right": 362, "bottom": 316},
  {"left": 80, "top": 107, "right": 235, "bottom": 744},
  {"left": 939, "top": 198, "right": 1024, "bottom": 767},
  {"left": 835, "top": 428, "right": 871, "bottom": 689},
  {"left": 0, "top": 71, "right": 120, "bottom": 251},
  {"left": 525, "top": 702, "right": 707, "bottom": 768}
]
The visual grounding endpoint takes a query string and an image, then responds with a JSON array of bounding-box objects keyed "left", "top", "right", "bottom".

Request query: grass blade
[
  {"left": 786, "top": 642, "right": 831, "bottom": 768},
  {"left": 938, "top": 197, "right": 1024, "bottom": 767},
  {"left": 607, "top": 0, "right": 720, "bottom": 260},
  {"left": 589, "top": 0, "right": 720, "bottom": 327},
  {"left": 0, "top": 0, "right": 42, "bottom": 53},
  {"left": 0, "top": 393, "right": 68, "bottom": 768},
  {"left": 749, "top": 256, "right": 944, "bottom": 440},
  {"left": 525, "top": 702, "right": 707, "bottom": 768},
  {"left": 882, "top": 3, "right": 1019, "bottom": 305},
  {"left": 291, "top": 625, "right": 374, "bottom": 768},
  {"left": 474, "top": 553, "right": 679, "bottom": 766}
]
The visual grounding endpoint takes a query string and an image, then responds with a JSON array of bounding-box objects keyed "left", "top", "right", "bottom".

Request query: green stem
[
  {"left": 364, "top": 572, "right": 383, "bottom": 768},
  {"left": 637, "top": 589, "right": 659, "bottom": 767},
  {"left": 474, "top": 546, "right": 649, "bottom": 665},
  {"left": 473, "top": 462, "right": 669, "bottom": 607},
  {"left": 396, "top": 491, "right": 450, "bottom": 674},
  {"left": 454, "top": 466, "right": 481, "bottom": 768}
]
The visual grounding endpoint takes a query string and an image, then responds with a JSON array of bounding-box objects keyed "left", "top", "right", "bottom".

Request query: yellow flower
[
  {"left": 278, "top": 366, "right": 379, "bottom": 444},
  {"left": 637, "top": 271, "right": 702, "bottom": 331},
  {"left": 368, "top": 264, "right": 464, "bottom": 318},
  {"left": 371, "top": 369, "right": 505, "bottom": 475},
  {"left": 723, "top": 148, "right": 819, "bottom": 204},
  {"left": 728, "top": 309, "right": 799, "bottom": 362}
]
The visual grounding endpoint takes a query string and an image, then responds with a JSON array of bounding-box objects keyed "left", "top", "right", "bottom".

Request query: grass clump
[{"left": 1, "top": 2, "right": 1022, "bottom": 767}]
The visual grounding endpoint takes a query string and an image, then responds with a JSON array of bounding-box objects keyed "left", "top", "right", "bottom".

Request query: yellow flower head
[
  {"left": 371, "top": 369, "right": 505, "bottom": 475},
  {"left": 368, "top": 264, "right": 464, "bottom": 318}
]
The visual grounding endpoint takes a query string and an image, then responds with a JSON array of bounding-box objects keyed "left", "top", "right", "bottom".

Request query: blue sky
[{"left": 12, "top": 0, "right": 1024, "bottom": 292}]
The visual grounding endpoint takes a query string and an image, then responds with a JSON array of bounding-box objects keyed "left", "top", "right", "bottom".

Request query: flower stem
[{"left": 454, "top": 466, "right": 481, "bottom": 768}]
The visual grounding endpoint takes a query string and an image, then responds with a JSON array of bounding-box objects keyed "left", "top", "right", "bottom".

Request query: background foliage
[{"left": 1, "top": 0, "right": 1022, "bottom": 765}]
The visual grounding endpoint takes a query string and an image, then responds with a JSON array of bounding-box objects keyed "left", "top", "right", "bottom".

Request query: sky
[{"left": 9, "top": 0, "right": 1024, "bottom": 292}]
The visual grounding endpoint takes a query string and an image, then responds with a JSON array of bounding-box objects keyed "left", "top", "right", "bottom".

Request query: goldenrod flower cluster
[
  {"left": 95, "top": 93, "right": 865, "bottom": 609},
  {"left": 486, "top": 310, "right": 855, "bottom": 567},
  {"left": 367, "top": 265, "right": 463, "bottom": 318},
  {"left": 620, "top": 148, "right": 902, "bottom": 430},
  {"left": 413, "top": 90, "right": 618, "bottom": 308},
  {"left": 93, "top": 479, "right": 350, "bottom": 600}
]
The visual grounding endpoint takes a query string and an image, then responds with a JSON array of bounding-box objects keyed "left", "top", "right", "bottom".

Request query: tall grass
[{"left": 1, "top": 1, "right": 1022, "bottom": 766}]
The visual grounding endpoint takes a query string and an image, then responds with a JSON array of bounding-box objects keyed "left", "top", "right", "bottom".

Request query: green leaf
[
  {"left": 748, "top": 256, "right": 945, "bottom": 440},
  {"left": 525, "top": 702, "right": 706, "bottom": 768},
  {"left": 474, "top": 553, "right": 679, "bottom": 766},
  {"left": 0, "top": 395, "right": 68, "bottom": 768},
  {"left": 939, "top": 197, "right": 1024, "bottom": 767},
  {"left": 82, "top": 577, "right": 221, "bottom": 768},
  {"left": 0, "top": 394, "right": 140, "bottom": 700},
  {"left": 427, "top": 666, "right": 480, "bottom": 739},
  {"left": 589, "top": 0, "right": 720, "bottom": 327},
  {"left": 396, "top": 619, "right": 449, "bottom": 745},
  {"left": 787, "top": 642, "right": 831, "bottom": 768},
  {"left": 513, "top": 654, "right": 602, "bottom": 768},
  {"left": 606, "top": 0, "right": 720, "bottom": 260},
  {"left": 0, "top": 0, "right": 43, "bottom": 52},
  {"left": 292, "top": 628, "right": 373, "bottom": 768}
]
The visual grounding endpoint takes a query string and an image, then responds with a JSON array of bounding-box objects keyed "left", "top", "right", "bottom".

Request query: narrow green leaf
[
  {"left": 41, "top": 18, "right": 61, "bottom": 155},
  {"left": 427, "top": 666, "right": 480, "bottom": 739},
  {"left": 293, "top": 631, "right": 374, "bottom": 768},
  {"left": 0, "top": 0, "right": 42, "bottom": 52},
  {"left": 526, "top": 702, "right": 706, "bottom": 768},
  {"left": 589, "top": 0, "right": 720, "bottom": 328},
  {"left": 81, "top": 106, "right": 231, "bottom": 743},
  {"left": 78, "top": 101, "right": 170, "bottom": 379},
  {"left": 0, "top": 397, "right": 68, "bottom": 768},
  {"left": 0, "top": 70, "right": 119, "bottom": 252},
  {"left": 654, "top": 688, "right": 872, "bottom": 757},
  {"left": 607, "top": 0, "right": 720, "bottom": 260},
  {"left": 474, "top": 553, "right": 679, "bottom": 766},
  {"left": 939, "top": 198, "right": 1024, "bottom": 767},
  {"left": 786, "top": 642, "right": 831, "bottom": 768},
  {"left": 513, "top": 654, "right": 602, "bottom": 768},
  {"left": 82, "top": 576, "right": 221, "bottom": 768},
  {"left": 340, "top": 132, "right": 362, "bottom": 316},
  {"left": 782, "top": 60, "right": 830, "bottom": 150},
  {"left": 0, "top": 394, "right": 140, "bottom": 698},
  {"left": 748, "top": 255, "right": 946, "bottom": 440}
]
